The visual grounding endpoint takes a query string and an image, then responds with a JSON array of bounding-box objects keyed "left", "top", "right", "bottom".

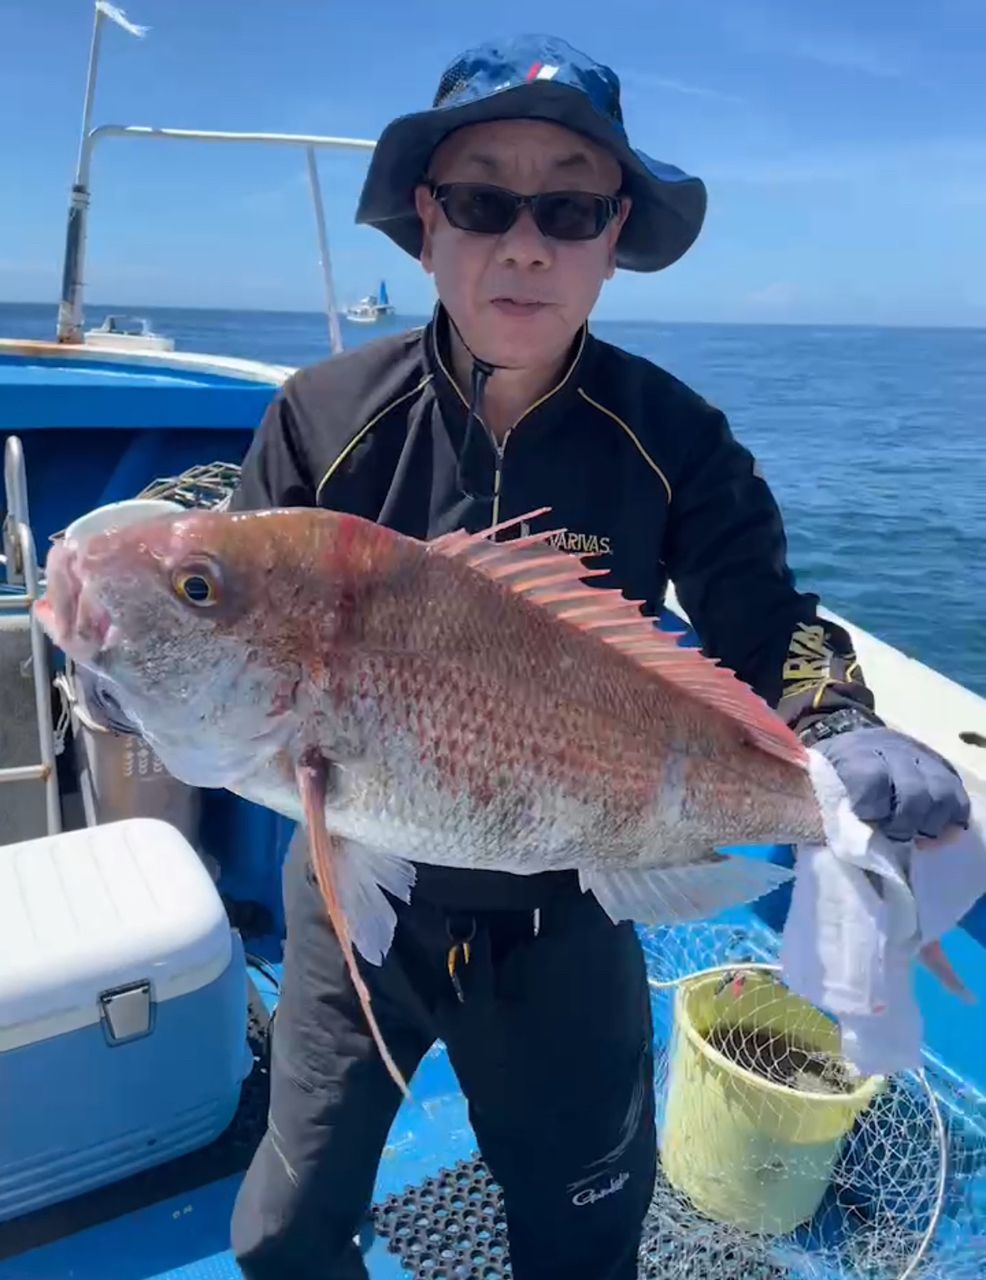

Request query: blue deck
[{"left": 4, "top": 923, "right": 985, "bottom": 1280}]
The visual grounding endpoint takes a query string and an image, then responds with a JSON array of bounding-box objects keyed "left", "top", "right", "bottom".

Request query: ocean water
[{"left": 3, "top": 301, "right": 985, "bottom": 698}]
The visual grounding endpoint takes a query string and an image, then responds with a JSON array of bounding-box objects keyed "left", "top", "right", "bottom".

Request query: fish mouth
[{"left": 35, "top": 541, "right": 114, "bottom": 665}]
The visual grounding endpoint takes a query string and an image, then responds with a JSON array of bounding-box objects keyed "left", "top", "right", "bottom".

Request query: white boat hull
[{"left": 84, "top": 331, "right": 175, "bottom": 352}]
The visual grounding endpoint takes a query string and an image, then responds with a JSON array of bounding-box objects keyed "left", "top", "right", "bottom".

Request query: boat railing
[
  {"left": 57, "top": 121, "right": 376, "bottom": 358},
  {"left": 0, "top": 437, "right": 62, "bottom": 834},
  {"left": 51, "top": 1, "right": 381, "bottom": 356}
]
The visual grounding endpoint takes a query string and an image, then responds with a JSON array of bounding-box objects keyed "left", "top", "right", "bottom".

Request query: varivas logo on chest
[{"left": 518, "top": 520, "right": 612, "bottom": 557}]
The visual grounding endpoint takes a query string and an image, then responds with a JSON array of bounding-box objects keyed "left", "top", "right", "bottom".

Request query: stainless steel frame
[{"left": 0, "top": 438, "right": 61, "bottom": 834}]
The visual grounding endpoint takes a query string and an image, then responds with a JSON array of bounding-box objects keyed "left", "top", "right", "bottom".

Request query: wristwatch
[{"left": 797, "top": 705, "right": 882, "bottom": 747}]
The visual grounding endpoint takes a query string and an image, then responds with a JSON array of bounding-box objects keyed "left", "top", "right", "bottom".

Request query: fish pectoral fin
[
  {"left": 291, "top": 829, "right": 416, "bottom": 967},
  {"left": 295, "top": 750, "right": 413, "bottom": 1101},
  {"left": 579, "top": 854, "right": 794, "bottom": 927},
  {"left": 334, "top": 839, "right": 416, "bottom": 967}
]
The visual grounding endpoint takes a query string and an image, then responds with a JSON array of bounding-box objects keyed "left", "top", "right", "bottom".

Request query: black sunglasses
[{"left": 429, "top": 181, "right": 622, "bottom": 242}]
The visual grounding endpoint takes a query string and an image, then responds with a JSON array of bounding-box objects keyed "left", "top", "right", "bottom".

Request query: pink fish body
[
  {"left": 37, "top": 503, "right": 831, "bottom": 1095},
  {"left": 37, "top": 502, "right": 824, "bottom": 864}
]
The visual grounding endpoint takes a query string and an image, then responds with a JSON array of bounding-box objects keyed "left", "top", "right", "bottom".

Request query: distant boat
[
  {"left": 83, "top": 313, "right": 175, "bottom": 352},
  {"left": 345, "top": 278, "right": 395, "bottom": 323}
]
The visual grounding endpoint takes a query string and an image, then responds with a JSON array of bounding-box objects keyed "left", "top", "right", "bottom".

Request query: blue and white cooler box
[{"left": 0, "top": 818, "right": 251, "bottom": 1222}]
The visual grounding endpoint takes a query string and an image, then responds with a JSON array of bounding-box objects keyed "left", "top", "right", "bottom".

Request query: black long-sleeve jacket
[{"left": 229, "top": 305, "right": 881, "bottom": 907}]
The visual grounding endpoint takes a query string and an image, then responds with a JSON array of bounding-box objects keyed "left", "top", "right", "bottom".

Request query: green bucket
[{"left": 659, "top": 970, "right": 883, "bottom": 1236}]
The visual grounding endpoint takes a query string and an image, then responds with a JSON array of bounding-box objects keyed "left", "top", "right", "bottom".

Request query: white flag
[{"left": 95, "top": 2, "right": 149, "bottom": 37}]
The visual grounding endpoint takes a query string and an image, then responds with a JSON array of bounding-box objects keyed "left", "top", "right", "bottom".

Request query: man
[{"left": 229, "top": 34, "right": 969, "bottom": 1280}]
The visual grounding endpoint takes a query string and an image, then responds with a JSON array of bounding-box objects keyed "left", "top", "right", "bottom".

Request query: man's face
[{"left": 414, "top": 120, "right": 630, "bottom": 370}]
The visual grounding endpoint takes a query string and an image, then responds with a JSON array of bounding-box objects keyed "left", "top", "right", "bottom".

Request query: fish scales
[
  {"left": 35, "top": 504, "right": 833, "bottom": 1097},
  {"left": 284, "top": 523, "right": 825, "bottom": 865},
  {"left": 303, "top": 646, "right": 810, "bottom": 876}
]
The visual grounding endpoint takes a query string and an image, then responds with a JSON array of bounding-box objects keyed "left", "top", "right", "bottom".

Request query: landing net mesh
[
  {"left": 641, "top": 920, "right": 986, "bottom": 1280},
  {"left": 137, "top": 462, "right": 243, "bottom": 511}
]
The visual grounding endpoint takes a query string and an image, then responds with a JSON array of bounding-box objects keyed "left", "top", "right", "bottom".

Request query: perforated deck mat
[
  {"left": 371, "top": 1156, "right": 511, "bottom": 1279},
  {"left": 370, "top": 1156, "right": 792, "bottom": 1280}
]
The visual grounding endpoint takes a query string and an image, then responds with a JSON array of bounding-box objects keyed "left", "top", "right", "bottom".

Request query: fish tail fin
[
  {"left": 580, "top": 853, "right": 793, "bottom": 928},
  {"left": 296, "top": 753, "right": 413, "bottom": 1103},
  {"left": 920, "top": 939, "right": 977, "bottom": 1005}
]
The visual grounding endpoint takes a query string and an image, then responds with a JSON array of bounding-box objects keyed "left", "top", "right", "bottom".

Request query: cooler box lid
[{"left": 0, "top": 819, "right": 232, "bottom": 1051}]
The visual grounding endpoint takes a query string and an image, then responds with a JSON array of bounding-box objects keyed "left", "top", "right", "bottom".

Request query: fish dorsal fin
[{"left": 428, "top": 508, "right": 807, "bottom": 769}]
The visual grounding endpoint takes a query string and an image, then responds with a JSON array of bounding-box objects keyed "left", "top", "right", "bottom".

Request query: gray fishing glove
[{"left": 814, "top": 725, "right": 971, "bottom": 843}]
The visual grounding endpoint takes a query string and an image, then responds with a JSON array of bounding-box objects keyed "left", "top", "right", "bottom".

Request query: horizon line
[{"left": 2, "top": 298, "right": 984, "bottom": 334}]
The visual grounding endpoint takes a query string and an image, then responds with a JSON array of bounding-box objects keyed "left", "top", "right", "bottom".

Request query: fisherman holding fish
[{"left": 36, "top": 33, "right": 971, "bottom": 1280}]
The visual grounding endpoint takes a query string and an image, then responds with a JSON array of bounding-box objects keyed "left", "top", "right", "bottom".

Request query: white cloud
[
  {"left": 746, "top": 282, "right": 801, "bottom": 312},
  {"left": 0, "top": 260, "right": 52, "bottom": 274},
  {"left": 242, "top": 169, "right": 309, "bottom": 213},
  {"left": 620, "top": 68, "right": 745, "bottom": 106},
  {"left": 779, "top": 32, "right": 906, "bottom": 81},
  {"left": 703, "top": 136, "right": 986, "bottom": 196},
  {"left": 721, "top": 5, "right": 920, "bottom": 83}
]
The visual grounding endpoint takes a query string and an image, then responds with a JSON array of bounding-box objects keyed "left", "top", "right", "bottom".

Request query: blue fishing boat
[{"left": 1, "top": 7, "right": 985, "bottom": 1278}]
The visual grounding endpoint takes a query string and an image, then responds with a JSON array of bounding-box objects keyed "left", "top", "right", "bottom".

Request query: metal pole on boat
[
  {"left": 0, "top": 439, "right": 62, "bottom": 834},
  {"left": 53, "top": 119, "right": 375, "bottom": 347},
  {"left": 305, "top": 147, "right": 344, "bottom": 356},
  {"left": 56, "top": 2, "right": 106, "bottom": 343}
]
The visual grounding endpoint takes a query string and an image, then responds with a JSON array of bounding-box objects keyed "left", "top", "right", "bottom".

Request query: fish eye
[{"left": 173, "top": 565, "right": 219, "bottom": 607}]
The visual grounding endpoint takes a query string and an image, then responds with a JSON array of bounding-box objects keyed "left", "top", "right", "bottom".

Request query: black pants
[{"left": 231, "top": 842, "right": 657, "bottom": 1280}]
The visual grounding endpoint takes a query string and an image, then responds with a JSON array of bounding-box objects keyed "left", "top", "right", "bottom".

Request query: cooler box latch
[{"left": 99, "top": 980, "right": 153, "bottom": 1045}]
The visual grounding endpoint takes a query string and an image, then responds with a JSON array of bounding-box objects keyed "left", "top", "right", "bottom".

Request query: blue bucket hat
[{"left": 355, "top": 34, "right": 707, "bottom": 273}]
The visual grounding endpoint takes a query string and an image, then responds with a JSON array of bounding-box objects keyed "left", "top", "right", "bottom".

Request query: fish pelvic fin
[
  {"left": 580, "top": 854, "right": 794, "bottom": 928},
  {"left": 296, "top": 750, "right": 413, "bottom": 1102},
  {"left": 427, "top": 507, "right": 807, "bottom": 770}
]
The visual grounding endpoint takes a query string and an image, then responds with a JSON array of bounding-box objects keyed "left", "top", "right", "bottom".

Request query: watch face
[{"left": 802, "top": 707, "right": 879, "bottom": 746}]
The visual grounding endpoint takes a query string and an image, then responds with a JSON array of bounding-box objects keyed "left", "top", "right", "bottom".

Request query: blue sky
[{"left": 2, "top": 0, "right": 984, "bottom": 325}]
